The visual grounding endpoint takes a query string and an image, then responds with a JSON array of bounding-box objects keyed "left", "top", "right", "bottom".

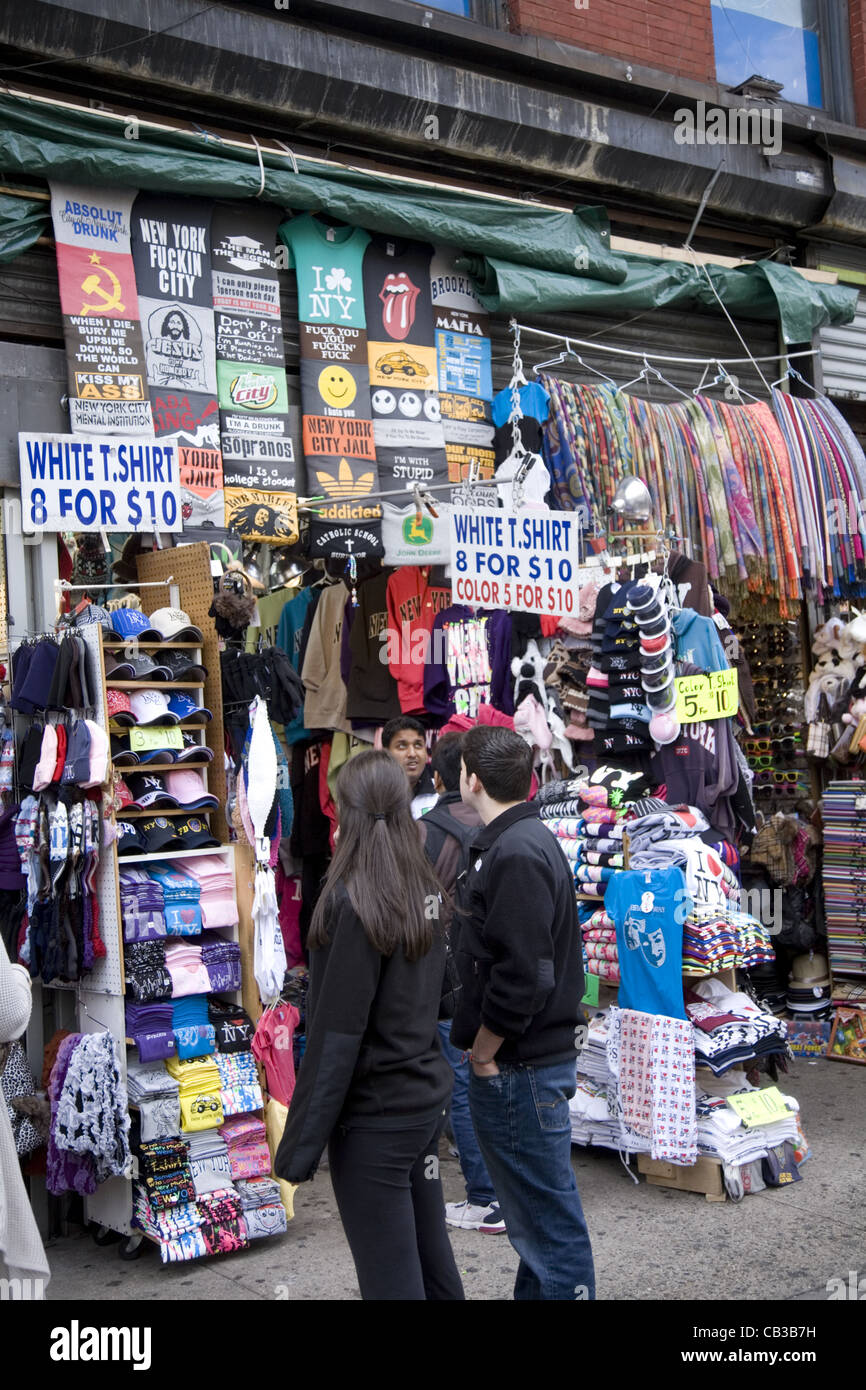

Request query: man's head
[
  {"left": 382, "top": 715, "right": 427, "bottom": 789},
  {"left": 430, "top": 731, "right": 464, "bottom": 796},
  {"left": 460, "top": 725, "right": 532, "bottom": 822}
]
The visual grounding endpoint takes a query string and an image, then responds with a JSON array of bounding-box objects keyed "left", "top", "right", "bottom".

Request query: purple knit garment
[{"left": 47, "top": 1033, "right": 97, "bottom": 1196}]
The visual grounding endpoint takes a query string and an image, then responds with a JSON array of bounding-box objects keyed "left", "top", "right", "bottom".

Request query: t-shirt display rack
[{"left": 75, "top": 552, "right": 252, "bottom": 1257}]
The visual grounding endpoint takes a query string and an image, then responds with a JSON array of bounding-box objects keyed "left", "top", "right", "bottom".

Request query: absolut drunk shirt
[
  {"left": 364, "top": 239, "right": 448, "bottom": 491},
  {"left": 279, "top": 214, "right": 382, "bottom": 556}
]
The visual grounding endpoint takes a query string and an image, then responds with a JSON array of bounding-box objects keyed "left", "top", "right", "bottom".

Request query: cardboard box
[
  {"left": 787, "top": 1020, "right": 831, "bottom": 1058},
  {"left": 637, "top": 1153, "right": 726, "bottom": 1201}
]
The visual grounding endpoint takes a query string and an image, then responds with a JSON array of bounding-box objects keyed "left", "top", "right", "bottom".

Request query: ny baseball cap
[
  {"left": 126, "top": 772, "right": 179, "bottom": 810},
  {"left": 110, "top": 609, "right": 163, "bottom": 642},
  {"left": 167, "top": 692, "right": 212, "bottom": 724},
  {"left": 117, "top": 819, "right": 148, "bottom": 855},
  {"left": 139, "top": 815, "right": 184, "bottom": 854},
  {"left": 159, "top": 650, "right": 208, "bottom": 682},
  {"left": 129, "top": 690, "right": 180, "bottom": 726},
  {"left": 173, "top": 815, "right": 220, "bottom": 849},
  {"left": 110, "top": 652, "right": 174, "bottom": 682},
  {"left": 103, "top": 652, "right": 137, "bottom": 680},
  {"left": 148, "top": 608, "right": 204, "bottom": 643},
  {"left": 111, "top": 734, "right": 140, "bottom": 768},
  {"left": 164, "top": 770, "right": 218, "bottom": 810},
  {"left": 176, "top": 732, "right": 214, "bottom": 764}
]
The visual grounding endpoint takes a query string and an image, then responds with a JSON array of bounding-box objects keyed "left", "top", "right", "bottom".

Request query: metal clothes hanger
[
  {"left": 770, "top": 363, "right": 821, "bottom": 394},
  {"left": 697, "top": 361, "right": 761, "bottom": 404},
  {"left": 533, "top": 338, "right": 618, "bottom": 388},
  {"left": 619, "top": 357, "right": 692, "bottom": 400},
  {"left": 76, "top": 989, "right": 111, "bottom": 1031}
]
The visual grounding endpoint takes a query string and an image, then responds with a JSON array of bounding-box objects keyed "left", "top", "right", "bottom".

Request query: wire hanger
[
  {"left": 77, "top": 988, "right": 111, "bottom": 1031},
  {"left": 770, "top": 363, "right": 821, "bottom": 394},
  {"left": 533, "top": 337, "right": 617, "bottom": 388},
  {"left": 696, "top": 360, "right": 761, "bottom": 404},
  {"left": 619, "top": 357, "right": 691, "bottom": 400}
]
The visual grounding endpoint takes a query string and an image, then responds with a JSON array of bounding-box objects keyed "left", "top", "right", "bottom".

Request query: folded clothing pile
[
  {"left": 686, "top": 978, "right": 788, "bottom": 1075},
  {"left": 166, "top": 1053, "right": 224, "bottom": 1132},
  {"left": 125, "top": 1001, "right": 175, "bottom": 1062},
  {"left": 176, "top": 855, "right": 239, "bottom": 930},
  {"left": 682, "top": 908, "right": 774, "bottom": 975},
  {"left": 186, "top": 1128, "right": 233, "bottom": 1196},
  {"left": 138, "top": 1137, "right": 195, "bottom": 1210},
  {"left": 200, "top": 931, "right": 242, "bottom": 993},
  {"left": 148, "top": 863, "right": 202, "bottom": 935},
  {"left": 695, "top": 1070, "right": 801, "bottom": 1166},
  {"left": 120, "top": 868, "right": 166, "bottom": 942},
  {"left": 126, "top": 1058, "right": 180, "bottom": 1141},
  {"left": 171, "top": 995, "right": 216, "bottom": 1060},
  {"left": 580, "top": 906, "right": 621, "bottom": 985},
  {"left": 197, "top": 1190, "right": 249, "bottom": 1255},
  {"left": 125, "top": 940, "right": 172, "bottom": 1002},
  {"left": 209, "top": 998, "right": 255, "bottom": 1052},
  {"left": 236, "top": 1177, "right": 288, "bottom": 1240},
  {"left": 219, "top": 1115, "right": 272, "bottom": 1181},
  {"left": 216, "top": 1050, "right": 263, "bottom": 1116},
  {"left": 164, "top": 939, "right": 211, "bottom": 997},
  {"left": 132, "top": 1183, "right": 207, "bottom": 1263}
]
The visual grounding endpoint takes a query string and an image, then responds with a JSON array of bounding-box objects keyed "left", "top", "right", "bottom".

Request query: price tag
[
  {"left": 129, "top": 726, "right": 184, "bottom": 753},
  {"left": 726, "top": 1086, "right": 791, "bottom": 1128},
  {"left": 674, "top": 668, "right": 739, "bottom": 723}
]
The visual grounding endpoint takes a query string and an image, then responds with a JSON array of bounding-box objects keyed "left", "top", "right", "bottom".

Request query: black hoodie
[{"left": 450, "top": 802, "right": 584, "bottom": 1066}]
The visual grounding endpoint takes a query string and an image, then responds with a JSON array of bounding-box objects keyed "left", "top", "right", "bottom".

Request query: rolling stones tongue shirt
[
  {"left": 363, "top": 239, "right": 449, "bottom": 491},
  {"left": 429, "top": 249, "right": 495, "bottom": 491},
  {"left": 279, "top": 214, "right": 382, "bottom": 556},
  {"left": 212, "top": 204, "right": 298, "bottom": 543},
  {"left": 131, "top": 194, "right": 223, "bottom": 528}
]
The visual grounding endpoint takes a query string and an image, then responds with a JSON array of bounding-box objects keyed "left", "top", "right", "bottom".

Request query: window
[
  {"left": 711, "top": 0, "right": 823, "bottom": 108},
  {"left": 419, "top": 0, "right": 471, "bottom": 11}
]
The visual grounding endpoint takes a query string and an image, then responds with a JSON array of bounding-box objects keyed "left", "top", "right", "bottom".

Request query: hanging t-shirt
[
  {"left": 131, "top": 194, "right": 223, "bottom": 528},
  {"left": 606, "top": 867, "right": 691, "bottom": 1020},
  {"left": 381, "top": 501, "right": 452, "bottom": 568},
  {"left": 430, "top": 248, "right": 495, "bottom": 490},
  {"left": 385, "top": 566, "right": 452, "bottom": 714},
  {"left": 423, "top": 604, "right": 514, "bottom": 721},
  {"left": 364, "top": 238, "right": 448, "bottom": 491},
  {"left": 279, "top": 214, "right": 382, "bottom": 556},
  {"left": 301, "top": 582, "right": 351, "bottom": 732},
  {"left": 346, "top": 570, "right": 401, "bottom": 724},
  {"left": 212, "top": 203, "right": 300, "bottom": 540},
  {"left": 277, "top": 585, "right": 321, "bottom": 745}
]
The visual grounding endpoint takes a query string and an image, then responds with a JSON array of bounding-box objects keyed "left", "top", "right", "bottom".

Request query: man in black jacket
[{"left": 452, "top": 725, "right": 595, "bottom": 1300}]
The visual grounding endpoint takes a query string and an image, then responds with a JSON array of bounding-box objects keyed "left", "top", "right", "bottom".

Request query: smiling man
[{"left": 382, "top": 715, "right": 437, "bottom": 818}]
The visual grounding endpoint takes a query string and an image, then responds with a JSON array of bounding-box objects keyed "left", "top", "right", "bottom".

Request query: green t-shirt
[{"left": 279, "top": 215, "right": 371, "bottom": 328}]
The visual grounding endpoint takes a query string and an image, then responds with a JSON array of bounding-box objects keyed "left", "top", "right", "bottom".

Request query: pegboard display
[
  {"left": 79, "top": 622, "right": 125, "bottom": 997},
  {"left": 136, "top": 544, "right": 229, "bottom": 845}
]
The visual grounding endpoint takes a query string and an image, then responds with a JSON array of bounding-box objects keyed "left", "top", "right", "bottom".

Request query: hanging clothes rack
[{"left": 509, "top": 319, "right": 819, "bottom": 367}]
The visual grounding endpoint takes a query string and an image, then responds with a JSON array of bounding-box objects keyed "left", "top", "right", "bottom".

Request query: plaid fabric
[
  {"left": 750, "top": 820, "right": 793, "bottom": 885},
  {"left": 806, "top": 720, "right": 830, "bottom": 760}
]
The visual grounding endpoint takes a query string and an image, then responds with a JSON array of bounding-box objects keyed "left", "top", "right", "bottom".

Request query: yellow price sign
[
  {"left": 726, "top": 1086, "right": 792, "bottom": 1129},
  {"left": 129, "top": 725, "right": 184, "bottom": 753},
  {"left": 674, "top": 668, "right": 738, "bottom": 723}
]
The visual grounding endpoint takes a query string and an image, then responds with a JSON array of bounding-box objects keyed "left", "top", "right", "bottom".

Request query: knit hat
[
  {"left": 62, "top": 720, "right": 92, "bottom": 785},
  {"left": 16, "top": 639, "right": 61, "bottom": 712},
  {"left": 32, "top": 723, "right": 58, "bottom": 792},
  {"left": 82, "top": 720, "right": 109, "bottom": 788}
]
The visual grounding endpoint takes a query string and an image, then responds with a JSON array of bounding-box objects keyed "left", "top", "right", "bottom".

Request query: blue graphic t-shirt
[{"left": 606, "top": 867, "right": 691, "bottom": 1019}]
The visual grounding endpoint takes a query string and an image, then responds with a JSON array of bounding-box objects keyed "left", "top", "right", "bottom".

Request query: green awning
[
  {"left": 0, "top": 191, "right": 50, "bottom": 264},
  {"left": 456, "top": 252, "right": 858, "bottom": 344},
  {"left": 0, "top": 91, "right": 624, "bottom": 283}
]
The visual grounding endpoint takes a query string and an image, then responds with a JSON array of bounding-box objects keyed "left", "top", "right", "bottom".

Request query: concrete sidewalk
[{"left": 41, "top": 1057, "right": 862, "bottom": 1301}]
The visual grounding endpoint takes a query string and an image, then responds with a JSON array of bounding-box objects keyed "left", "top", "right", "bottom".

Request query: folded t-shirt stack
[
  {"left": 200, "top": 932, "right": 242, "bottom": 993},
  {"left": 176, "top": 855, "right": 239, "bottom": 930},
  {"left": 164, "top": 939, "right": 211, "bottom": 997},
  {"left": 125, "top": 941, "right": 172, "bottom": 1002},
  {"left": 686, "top": 979, "right": 788, "bottom": 1075},
  {"left": 197, "top": 1190, "right": 249, "bottom": 1255},
  {"left": 236, "top": 1177, "right": 288, "bottom": 1241},
  {"left": 132, "top": 1182, "right": 207, "bottom": 1263},
  {"left": 219, "top": 1115, "right": 272, "bottom": 1181},
  {"left": 682, "top": 908, "right": 774, "bottom": 975},
  {"left": 171, "top": 995, "right": 216, "bottom": 1060},
  {"left": 166, "top": 1053, "right": 224, "bottom": 1132},
  {"left": 186, "top": 1128, "right": 233, "bottom": 1196},
  {"left": 138, "top": 1137, "right": 195, "bottom": 1210},
  {"left": 209, "top": 998, "right": 255, "bottom": 1052},
  {"left": 120, "top": 869, "right": 166, "bottom": 942},
  {"left": 126, "top": 1057, "right": 180, "bottom": 1140},
  {"left": 215, "top": 1050, "right": 263, "bottom": 1116},
  {"left": 125, "top": 1001, "right": 175, "bottom": 1062},
  {"left": 148, "top": 863, "right": 202, "bottom": 936}
]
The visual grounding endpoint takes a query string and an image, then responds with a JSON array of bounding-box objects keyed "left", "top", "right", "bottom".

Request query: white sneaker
[{"left": 445, "top": 1200, "right": 505, "bottom": 1232}]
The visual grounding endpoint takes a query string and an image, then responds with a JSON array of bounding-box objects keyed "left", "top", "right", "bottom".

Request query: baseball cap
[
  {"left": 139, "top": 815, "right": 184, "bottom": 853},
  {"left": 107, "top": 690, "right": 136, "bottom": 726},
  {"left": 104, "top": 652, "right": 137, "bottom": 680},
  {"left": 112, "top": 653, "right": 174, "bottom": 682},
  {"left": 165, "top": 769, "right": 218, "bottom": 809},
  {"left": 73, "top": 602, "right": 114, "bottom": 634},
  {"left": 148, "top": 608, "right": 204, "bottom": 643},
  {"left": 176, "top": 732, "right": 214, "bottom": 764},
  {"left": 117, "top": 819, "right": 149, "bottom": 855},
  {"left": 126, "top": 772, "right": 179, "bottom": 810},
  {"left": 173, "top": 815, "right": 220, "bottom": 849},
  {"left": 159, "top": 650, "right": 208, "bottom": 682},
  {"left": 115, "top": 777, "right": 135, "bottom": 810},
  {"left": 111, "top": 735, "right": 140, "bottom": 768},
  {"left": 110, "top": 609, "right": 163, "bottom": 642},
  {"left": 129, "top": 690, "right": 180, "bottom": 726},
  {"left": 167, "top": 692, "right": 212, "bottom": 724}
]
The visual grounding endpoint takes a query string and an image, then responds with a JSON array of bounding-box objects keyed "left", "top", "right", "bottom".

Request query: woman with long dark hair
[{"left": 274, "top": 749, "right": 464, "bottom": 1301}]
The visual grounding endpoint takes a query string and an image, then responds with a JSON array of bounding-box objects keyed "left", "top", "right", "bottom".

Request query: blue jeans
[
  {"left": 437, "top": 1020, "right": 496, "bottom": 1208},
  {"left": 469, "top": 1060, "right": 596, "bottom": 1300}
]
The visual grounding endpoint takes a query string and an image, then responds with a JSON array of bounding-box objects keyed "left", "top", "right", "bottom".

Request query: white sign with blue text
[
  {"left": 449, "top": 507, "right": 583, "bottom": 617},
  {"left": 18, "top": 432, "right": 182, "bottom": 532}
]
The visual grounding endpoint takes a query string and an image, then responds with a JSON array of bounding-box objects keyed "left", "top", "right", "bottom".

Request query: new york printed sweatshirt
[{"left": 423, "top": 604, "right": 514, "bottom": 721}]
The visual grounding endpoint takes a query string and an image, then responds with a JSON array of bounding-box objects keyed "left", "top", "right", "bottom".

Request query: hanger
[
  {"left": 533, "top": 338, "right": 617, "bottom": 388},
  {"left": 770, "top": 363, "right": 821, "bottom": 394},
  {"left": 77, "top": 989, "right": 111, "bottom": 1031},
  {"left": 619, "top": 358, "right": 691, "bottom": 400},
  {"left": 696, "top": 361, "right": 761, "bottom": 404}
]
